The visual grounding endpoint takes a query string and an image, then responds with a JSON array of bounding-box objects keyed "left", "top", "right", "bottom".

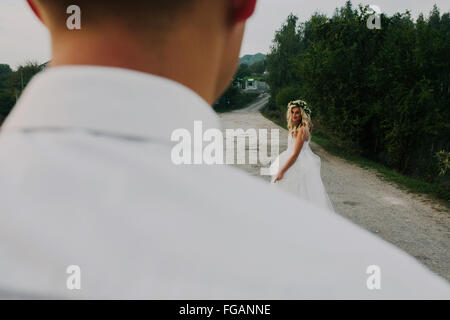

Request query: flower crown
[{"left": 288, "top": 100, "right": 312, "bottom": 117}]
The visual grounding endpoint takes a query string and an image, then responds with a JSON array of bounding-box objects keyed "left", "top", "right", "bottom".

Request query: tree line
[
  {"left": 265, "top": 1, "right": 449, "bottom": 195},
  {"left": 0, "top": 62, "right": 42, "bottom": 123}
]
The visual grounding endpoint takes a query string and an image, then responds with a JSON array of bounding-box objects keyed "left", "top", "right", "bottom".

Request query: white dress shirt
[{"left": 0, "top": 66, "right": 448, "bottom": 299}]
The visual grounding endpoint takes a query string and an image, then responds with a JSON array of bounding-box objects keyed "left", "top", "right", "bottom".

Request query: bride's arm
[{"left": 274, "top": 128, "right": 307, "bottom": 182}]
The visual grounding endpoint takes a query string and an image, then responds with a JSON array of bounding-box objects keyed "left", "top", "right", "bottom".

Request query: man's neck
[{"left": 49, "top": 28, "right": 225, "bottom": 105}]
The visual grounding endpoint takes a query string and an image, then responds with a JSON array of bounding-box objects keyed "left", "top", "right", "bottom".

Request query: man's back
[{"left": 0, "top": 67, "right": 448, "bottom": 299}]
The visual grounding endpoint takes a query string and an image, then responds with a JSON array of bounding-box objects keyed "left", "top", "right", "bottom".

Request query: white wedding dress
[{"left": 269, "top": 128, "right": 335, "bottom": 213}]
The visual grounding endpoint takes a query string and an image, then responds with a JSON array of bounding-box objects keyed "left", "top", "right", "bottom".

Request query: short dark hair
[{"left": 37, "top": 0, "right": 197, "bottom": 29}]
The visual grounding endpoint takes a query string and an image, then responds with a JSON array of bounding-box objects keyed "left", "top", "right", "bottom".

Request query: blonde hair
[{"left": 286, "top": 101, "right": 313, "bottom": 139}]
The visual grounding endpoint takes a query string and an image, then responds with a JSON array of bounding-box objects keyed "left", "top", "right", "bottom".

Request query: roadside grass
[{"left": 261, "top": 109, "right": 450, "bottom": 211}]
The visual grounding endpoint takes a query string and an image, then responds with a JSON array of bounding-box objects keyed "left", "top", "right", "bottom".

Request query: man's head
[
  {"left": 27, "top": 0, "right": 257, "bottom": 104},
  {"left": 29, "top": 1, "right": 203, "bottom": 30}
]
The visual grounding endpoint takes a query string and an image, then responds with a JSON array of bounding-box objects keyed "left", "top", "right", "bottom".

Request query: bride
[{"left": 270, "top": 100, "right": 335, "bottom": 213}]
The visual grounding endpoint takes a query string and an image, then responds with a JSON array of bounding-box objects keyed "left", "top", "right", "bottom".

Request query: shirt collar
[{"left": 1, "top": 66, "right": 221, "bottom": 142}]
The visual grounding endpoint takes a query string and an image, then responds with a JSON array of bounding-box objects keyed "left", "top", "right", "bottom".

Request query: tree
[
  {"left": 266, "top": 14, "right": 303, "bottom": 109},
  {"left": 249, "top": 60, "right": 266, "bottom": 75},
  {"left": 0, "top": 61, "right": 43, "bottom": 121},
  {"left": 0, "top": 64, "right": 12, "bottom": 89},
  {"left": 10, "top": 62, "right": 42, "bottom": 94},
  {"left": 266, "top": 2, "right": 450, "bottom": 188},
  {"left": 235, "top": 63, "right": 251, "bottom": 79}
]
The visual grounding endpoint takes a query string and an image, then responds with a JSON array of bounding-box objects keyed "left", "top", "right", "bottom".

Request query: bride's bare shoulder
[{"left": 294, "top": 126, "right": 310, "bottom": 140}]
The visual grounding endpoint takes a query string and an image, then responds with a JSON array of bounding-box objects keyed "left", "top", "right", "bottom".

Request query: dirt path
[{"left": 218, "top": 96, "right": 450, "bottom": 281}]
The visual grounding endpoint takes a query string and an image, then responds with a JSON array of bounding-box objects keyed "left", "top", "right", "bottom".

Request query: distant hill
[{"left": 239, "top": 53, "right": 266, "bottom": 66}]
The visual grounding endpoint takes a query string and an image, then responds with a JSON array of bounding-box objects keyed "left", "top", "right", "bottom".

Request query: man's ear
[
  {"left": 26, "top": 0, "right": 43, "bottom": 22},
  {"left": 232, "top": 0, "right": 257, "bottom": 23}
]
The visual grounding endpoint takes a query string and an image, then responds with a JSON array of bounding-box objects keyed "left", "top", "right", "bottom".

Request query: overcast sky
[{"left": 1, "top": 0, "right": 449, "bottom": 68}]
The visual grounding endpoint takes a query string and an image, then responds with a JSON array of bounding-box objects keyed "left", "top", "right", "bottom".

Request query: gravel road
[{"left": 218, "top": 95, "right": 450, "bottom": 281}]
